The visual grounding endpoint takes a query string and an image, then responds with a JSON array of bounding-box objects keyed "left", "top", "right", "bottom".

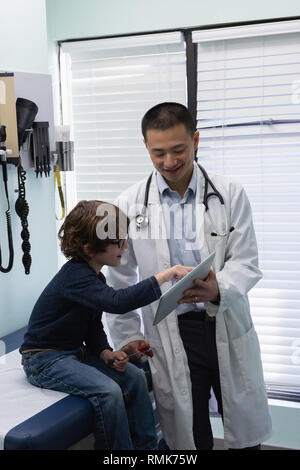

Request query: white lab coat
[{"left": 105, "top": 164, "right": 272, "bottom": 450}]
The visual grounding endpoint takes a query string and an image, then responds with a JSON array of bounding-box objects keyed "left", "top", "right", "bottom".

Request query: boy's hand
[
  {"left": 155, "top": 265, "right": 194, "bottom": 285},
  {"left": 122, "top": 340, "right": 146, "bottom": 361},
  {"left": 100, "top": 349, "right": 128, "bottom": 372}
]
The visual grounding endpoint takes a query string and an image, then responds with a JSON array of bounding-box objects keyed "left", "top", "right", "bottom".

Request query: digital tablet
[{"left": 153, "top": 252, "right": 216, "bottom": 326}]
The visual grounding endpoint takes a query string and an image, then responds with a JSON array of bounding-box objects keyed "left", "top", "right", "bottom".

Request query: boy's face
[{"left": 91, "top": 239, "right": 129, "bottom": 269}]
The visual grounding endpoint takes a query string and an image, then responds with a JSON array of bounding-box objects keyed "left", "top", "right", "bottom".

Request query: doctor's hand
[
  {"left": 178, "top": 269, "right": 220, "bottom": 304},
  {"left": 155, "top": 265, "right": 194, "bottom": 286}
]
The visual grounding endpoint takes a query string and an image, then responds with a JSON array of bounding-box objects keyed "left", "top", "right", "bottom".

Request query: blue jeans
[{"left": 21, "top": 348, "right": 157, "bottom": 450}]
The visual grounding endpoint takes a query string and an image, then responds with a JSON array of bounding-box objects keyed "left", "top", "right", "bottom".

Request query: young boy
[{"left": 20, "top": 200, "right": 191, "bottom": 450}]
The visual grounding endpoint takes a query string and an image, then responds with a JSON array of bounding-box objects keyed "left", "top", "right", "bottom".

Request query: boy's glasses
[{"left": 110, "top": 237, "right": 128, "bottom": 249}]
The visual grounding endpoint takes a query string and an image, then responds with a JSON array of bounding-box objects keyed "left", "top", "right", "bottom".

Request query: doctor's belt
[{"left": 178, "top": 310, "right": 215, "bottom": 322}]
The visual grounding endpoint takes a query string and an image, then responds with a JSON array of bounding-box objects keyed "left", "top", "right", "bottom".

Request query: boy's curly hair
[{"left": 58, "top": 200, "right": 129, "bottom": 260}]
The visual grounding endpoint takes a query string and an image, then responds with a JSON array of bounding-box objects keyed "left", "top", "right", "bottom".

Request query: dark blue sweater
[{"left": 20, "top": 259, "right": 161, "bottom": 355}]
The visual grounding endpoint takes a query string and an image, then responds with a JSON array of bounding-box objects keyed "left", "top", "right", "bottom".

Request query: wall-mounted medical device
[
  {"left": 0, "top": 124, "right": 14, "bottom": 273},
  {"left": 0, "top": 73, "right": 19, "bottom": 161},
  {"left": 54, "top": 126, "right": 74, "bottom": 171},
  {"left": 0, "top": 73, "right": 18, "bottom": 273},
  {"left": 55, "top": 140, "right": 74, "bottom": 171},
  {"left": 32, "top": 121, "right": 51, "bottom": 177},
  {"left": 0, "top": 71, "right": 56, "bottom": 275}
]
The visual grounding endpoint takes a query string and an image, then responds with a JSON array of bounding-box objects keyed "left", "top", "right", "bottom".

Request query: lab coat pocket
[
  {"left": 151, "top": 371, "right": 174, "bottom": 412},
  {"left": 232, "top": 325, "right": 265, "bottom": 393},
  {"left": 204, "top": 229, "right": 227, "bottom": 262},
  {"left": 149, "top": 345, "right": 174, "bottom": 412},
  {"left": 204, "top": 230, "right": 218, "bottom": 254}
]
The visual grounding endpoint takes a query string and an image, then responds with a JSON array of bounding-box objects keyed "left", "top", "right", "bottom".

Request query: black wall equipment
[
  {"left": 0, "top": 125, "right": 14, "bottom": 273},
  {"left": 15, "top": 164, "right": 31, "bottom": 274},
  {"left": 16, "top": 97, "right": 38, "bottom": 150},
  {"left": 15, "top": 97, "right": 38, "bottom": 275},
  {"left": 32, "top": 122, "right": 51, "bottom": 177}
]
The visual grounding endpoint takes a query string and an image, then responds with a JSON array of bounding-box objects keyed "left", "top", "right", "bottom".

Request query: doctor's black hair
[{"left": 141, "top": 102, "right": 196, "bottom": 141}]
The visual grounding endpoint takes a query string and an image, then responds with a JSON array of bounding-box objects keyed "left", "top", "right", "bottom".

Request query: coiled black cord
[
  {"left": 0, "top": 160, "right": 14, "bottom": 273},
  {"left": 0, "top": 208, "right": 14, "bottom": 273},
  {"left": 15, "top": 163, "right": 31, "bottom": 274}
]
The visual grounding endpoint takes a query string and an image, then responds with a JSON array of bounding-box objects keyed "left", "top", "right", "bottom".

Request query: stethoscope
[{"left": 135, "top": 163, "right": 235, "bottom": 238}]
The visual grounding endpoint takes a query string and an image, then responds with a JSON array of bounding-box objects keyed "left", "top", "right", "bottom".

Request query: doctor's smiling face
[{"left": 144, "top": 123, "right": 199, "bottom": 197}]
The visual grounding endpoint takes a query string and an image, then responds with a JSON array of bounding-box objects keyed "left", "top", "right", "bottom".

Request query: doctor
[{"left": 105, "top": 102, "right": 272, "bottom": 450}]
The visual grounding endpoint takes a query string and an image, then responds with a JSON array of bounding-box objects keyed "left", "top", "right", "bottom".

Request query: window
[
  {"left": 60, "top": 32, "right": 187, "bottom": 206},
  {"left": 193, "top": 20, "right": 300, "bottom": 397}
]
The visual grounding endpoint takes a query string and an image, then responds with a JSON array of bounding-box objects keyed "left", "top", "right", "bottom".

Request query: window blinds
[
  {"left": 193, "top": 21, "right": 300, "bottom": 392},
  {"left": 60, "top": 32, "right": 187, "bottom": 203}
]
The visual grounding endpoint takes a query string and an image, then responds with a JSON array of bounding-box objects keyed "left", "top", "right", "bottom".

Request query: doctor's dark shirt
[{"left": 20, "top": 258, "right": 161, "bottom": 355}]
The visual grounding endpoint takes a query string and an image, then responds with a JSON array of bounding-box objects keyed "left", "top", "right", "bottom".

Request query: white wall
[
  {"left": 2, "top": 0, "right": 49, "bottom": 73},
  {"left": 46, "top": 0, "right": 300, "bottom": 41}
]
